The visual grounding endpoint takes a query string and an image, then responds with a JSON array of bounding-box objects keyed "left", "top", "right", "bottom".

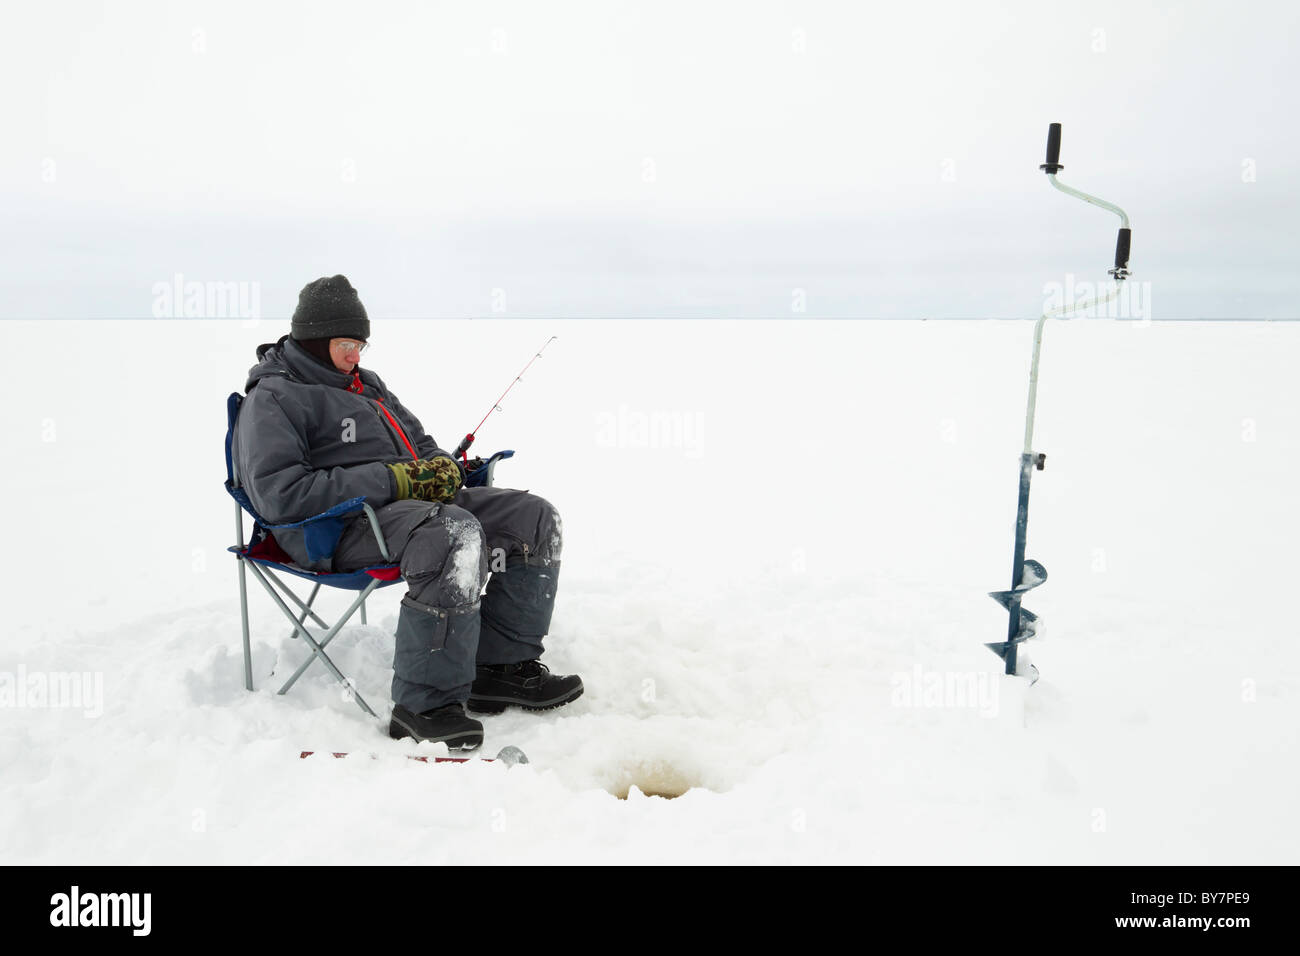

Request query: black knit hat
[{"left": 290, "top": 275, "right": 370, "bottom": 342}]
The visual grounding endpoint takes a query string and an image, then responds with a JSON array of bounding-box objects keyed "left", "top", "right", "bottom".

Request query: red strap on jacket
[
  {"left": 348, "top": 372, "right": 418, "bottom": 461},
  {"left": 374, "top": 397, "right": 418, "bottom": 461}
]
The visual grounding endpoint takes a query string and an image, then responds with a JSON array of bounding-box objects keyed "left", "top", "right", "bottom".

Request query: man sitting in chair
[{"left": 232, "top": 275, "right": 582, "bottom": 750}]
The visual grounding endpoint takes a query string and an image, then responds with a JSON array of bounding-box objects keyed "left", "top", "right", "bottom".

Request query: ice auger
[{"left": 987, "top": 123, "right": 1133, "bottom": 681}]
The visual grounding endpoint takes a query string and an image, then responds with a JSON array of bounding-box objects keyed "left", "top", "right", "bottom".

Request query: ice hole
[{"left": 607, "top": 758, "right": 707, "bottom": 800}]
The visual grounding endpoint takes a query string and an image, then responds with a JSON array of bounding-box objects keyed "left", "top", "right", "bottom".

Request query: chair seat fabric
[{"left": 227, "top": 534, "right": 402, "bottom": 591}]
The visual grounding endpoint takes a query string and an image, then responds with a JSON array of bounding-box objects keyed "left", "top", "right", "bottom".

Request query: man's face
[{"left": 329, "top": 338, "right": 367, "bottom": 373}]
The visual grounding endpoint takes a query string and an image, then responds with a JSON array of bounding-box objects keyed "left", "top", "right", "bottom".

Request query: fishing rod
[
  {"left": 986, "top": 123, "right": 1134, "bottom": 681},
  {"left": 453, "top": 335, "right": 558, "bottom": 461}
]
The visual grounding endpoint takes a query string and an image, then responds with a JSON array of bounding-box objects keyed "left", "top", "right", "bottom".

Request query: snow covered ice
[{"left": 2, "top": 317, "right": 1296, "bottom": 864}]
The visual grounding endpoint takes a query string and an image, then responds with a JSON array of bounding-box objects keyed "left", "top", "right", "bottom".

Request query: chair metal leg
[
  {"left": 237, "top": 556, "right": 254, "bottom": 692},
  {"left": 283, "top": 582, "right": 322, "bottom": 641},
  {"left": 275, "top": 579, "right": 378, "bottom": 695},
  {"left": 244, "top": 562, "right": 379, "bottom": 718},
  {"left": 263, "top": 574, "right": 330, "bottom": 631},
  {"left": 360, "top": 597, "right": 367, "bottom": 626}
]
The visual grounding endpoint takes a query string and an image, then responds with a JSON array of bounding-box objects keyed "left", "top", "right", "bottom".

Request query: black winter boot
[
  {"left": 388, "top": 703, "right": 484, "bottom": 750},
  {"left": 467, "top": 660, "right": 584, "bottom": 714}
]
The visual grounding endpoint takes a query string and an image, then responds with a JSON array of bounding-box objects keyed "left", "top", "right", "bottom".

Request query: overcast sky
[{"left": 3, "top": 0, "right": 1297, "bottom": 319}]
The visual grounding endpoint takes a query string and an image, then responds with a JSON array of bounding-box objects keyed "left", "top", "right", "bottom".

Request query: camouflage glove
[{"left": 387, "top": 456, "right": 463, "bottom": 502}]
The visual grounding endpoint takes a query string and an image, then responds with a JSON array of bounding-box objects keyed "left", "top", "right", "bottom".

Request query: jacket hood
[{"left": 246, "top": 334, "right": 379, "bottom": 394}]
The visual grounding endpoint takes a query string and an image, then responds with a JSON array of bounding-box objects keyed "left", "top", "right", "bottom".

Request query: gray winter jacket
[{"left": 232, "top": 335, "right": 451, "bottom": 564}]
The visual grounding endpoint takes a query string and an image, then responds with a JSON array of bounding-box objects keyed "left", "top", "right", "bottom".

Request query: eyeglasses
[{"left": 333, "top": 340, "right": 369, "bottom": 355}]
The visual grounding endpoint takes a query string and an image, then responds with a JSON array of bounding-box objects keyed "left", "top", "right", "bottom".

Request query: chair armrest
[
  {"left": 467, "top": 450, "right": 515, "bottom": 488},
  {"left": 263, "top": 497, "right": 389, "bottom": 565},
  {"left": 358, "top": 502, "right": 391, "bottom": 562},
  {"left": 261, "top": 496, "right": 368, "bottom": 529}
]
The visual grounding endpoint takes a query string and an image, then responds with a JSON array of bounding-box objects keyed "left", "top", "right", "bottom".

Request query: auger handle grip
[
  {"left": 1114, "top": 228, "right": 1132, "bottom": 271},
  {"left": 1041, "top": 123, "right": 1064, "bottom": 173}
]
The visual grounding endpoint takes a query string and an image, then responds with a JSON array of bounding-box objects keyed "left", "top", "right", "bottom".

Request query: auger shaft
[{"left": 1003, "top": 455, "right": 1035, "bottom": 675}]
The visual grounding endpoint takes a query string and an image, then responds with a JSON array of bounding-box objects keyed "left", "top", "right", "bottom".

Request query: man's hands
[{"left": 387, "top": 456, "right": 463, "bottom": 503}]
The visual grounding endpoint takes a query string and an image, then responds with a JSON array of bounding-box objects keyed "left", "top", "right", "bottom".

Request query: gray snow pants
[{"left": 328, "top": 487, "right": 562, "bottom": 714}]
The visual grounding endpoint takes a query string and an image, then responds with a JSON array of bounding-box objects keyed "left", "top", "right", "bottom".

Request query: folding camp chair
[{"left": 223, "top": 392, "right": 512, "bottom": 717}]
